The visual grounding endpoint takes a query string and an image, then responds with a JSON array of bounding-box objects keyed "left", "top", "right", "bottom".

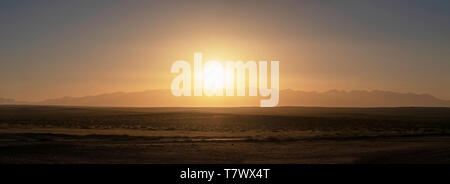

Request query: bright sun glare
[{"left": 203, "top": 61, "right": 225, "bottom": 92}]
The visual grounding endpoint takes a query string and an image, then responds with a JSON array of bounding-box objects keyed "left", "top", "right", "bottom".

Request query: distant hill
[
  {"left": 281, "top": 89, "right": 450, "bottom": 107},
  {"left": 29, "top": 89, "right": 450, "bottom": 107},
  {"left": 0, "top": 98, "right": 30, "bottom": 105},
  {"left": 0, "top": 98, "right": 15, "bottom": 104}
]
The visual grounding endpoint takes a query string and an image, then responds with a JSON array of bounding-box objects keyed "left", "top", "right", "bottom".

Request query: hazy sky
[{"left": 1, "top": 0, "right": 450, "bottom": 101}]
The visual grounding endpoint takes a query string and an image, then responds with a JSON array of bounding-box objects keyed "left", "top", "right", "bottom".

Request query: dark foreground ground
[{"left": 0, "top": 105, "right": 449, "bottom": 163}]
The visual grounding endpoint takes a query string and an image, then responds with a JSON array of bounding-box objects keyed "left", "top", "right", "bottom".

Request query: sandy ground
[
  {"left": 1, "top": 106, "right": 449, "bottom": 163},
  {"left": 0, "top": 128, "right": 449, "bottom": 164}
]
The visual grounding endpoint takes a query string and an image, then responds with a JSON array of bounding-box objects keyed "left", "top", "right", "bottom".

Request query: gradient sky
[{"left": 1, "top": 0, "right": 450, "bottom": 101}]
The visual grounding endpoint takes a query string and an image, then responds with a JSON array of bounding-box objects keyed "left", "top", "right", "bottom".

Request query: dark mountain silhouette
[
  {"left": 24, "top": 89, "right": 450, "bottom": 107},
  {"left": 281, "top": 89, "right": 450, "bottom": 107},
  {"left": 0, "top": 98, "right": 15, "bottom": 104}
]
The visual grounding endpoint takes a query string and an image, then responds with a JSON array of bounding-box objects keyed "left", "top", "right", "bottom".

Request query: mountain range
[{"left": 1, "top": 89, "right": 450, "bottom": 107}]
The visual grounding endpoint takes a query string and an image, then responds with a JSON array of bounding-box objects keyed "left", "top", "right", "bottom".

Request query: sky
[{"left": 1, "top": 0, "right": 450, "bottom": 101}]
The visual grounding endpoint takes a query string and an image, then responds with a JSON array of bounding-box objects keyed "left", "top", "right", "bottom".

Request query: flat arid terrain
[{"left": 0, "top": 105, "right": 449, "bottom": 163}]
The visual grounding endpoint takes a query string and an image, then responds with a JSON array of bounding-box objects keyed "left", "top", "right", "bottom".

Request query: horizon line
[{"left": 2, "top": 88, "right": 449, "bottom": 103}]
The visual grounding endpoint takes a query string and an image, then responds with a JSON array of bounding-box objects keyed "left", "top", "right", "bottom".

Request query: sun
[{"left": 203, "top": 61, "right": 225, "bottom": 95}]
